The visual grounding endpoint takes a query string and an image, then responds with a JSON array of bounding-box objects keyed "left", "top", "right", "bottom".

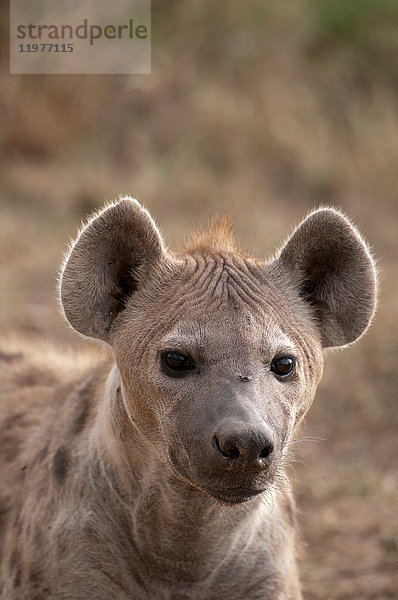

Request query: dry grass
[{"left": 1, "top": 1, "right": 397, "bottom": 597}]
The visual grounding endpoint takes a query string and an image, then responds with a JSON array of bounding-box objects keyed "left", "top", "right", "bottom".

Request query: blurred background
[{"left": 1, "top": 1, "right": 397, "bottom": 597}]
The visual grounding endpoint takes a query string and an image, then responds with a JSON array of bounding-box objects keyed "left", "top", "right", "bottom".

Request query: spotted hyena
[{"left": 0, "top": 198, "right": 377, "bottom": 599}]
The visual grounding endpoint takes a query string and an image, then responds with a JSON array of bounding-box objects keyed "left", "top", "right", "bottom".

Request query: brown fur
[
  {"left": 184, "top": 214, "right": 238, "bottom": 253},
  {"left": 0, "top": 198, "right": 377, "bottom": 599}
]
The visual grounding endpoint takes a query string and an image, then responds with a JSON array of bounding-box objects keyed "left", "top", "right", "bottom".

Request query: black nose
[{"left": 211, "top": 420, "right": 274, "bottom": 472}]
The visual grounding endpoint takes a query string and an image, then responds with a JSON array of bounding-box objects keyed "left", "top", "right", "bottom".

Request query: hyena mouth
[{"left": 205, "top": 486, "right": 265, "bottom": 505}]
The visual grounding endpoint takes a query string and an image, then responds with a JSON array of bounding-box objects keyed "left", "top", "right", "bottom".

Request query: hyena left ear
[
  {"left": 271, "top": 208, "right": 378, "bottom": 348},
  {"left": 60, "top": 197, "right": 166, "bottom": 342}
]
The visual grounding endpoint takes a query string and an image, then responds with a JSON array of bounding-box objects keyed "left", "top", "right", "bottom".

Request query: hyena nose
[{"left": 211, "top": 421, "right": 274, "bottom": 472}]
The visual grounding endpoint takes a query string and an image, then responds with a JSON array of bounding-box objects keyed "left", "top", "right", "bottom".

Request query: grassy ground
[{"left": 1, "top": 1, "right": 397, "bottom": 597}]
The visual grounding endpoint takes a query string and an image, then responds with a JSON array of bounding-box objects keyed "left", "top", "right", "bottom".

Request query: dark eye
[
  {"left": 161, "top": 351, "right": 194, "bottom": 376},
  {"left": 270, "top": 356, "right": 295, "bottom": 378}
]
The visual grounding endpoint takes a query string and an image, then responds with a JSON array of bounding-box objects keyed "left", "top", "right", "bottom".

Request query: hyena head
[{"left": 60, "top": 198, "right": 377, "bottom": 504}]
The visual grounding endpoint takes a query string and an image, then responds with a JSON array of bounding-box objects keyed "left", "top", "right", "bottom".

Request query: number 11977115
[{"left": 18, "top": 43, "right": 74, "bottom": 52}]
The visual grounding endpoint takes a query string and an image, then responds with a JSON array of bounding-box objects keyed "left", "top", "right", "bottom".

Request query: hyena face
[
  {"left": 111, "top": 253, "right": 323, "bottom": 504},
  {"left": 61, "top": 198, "right": 377, "bottom": 505}
]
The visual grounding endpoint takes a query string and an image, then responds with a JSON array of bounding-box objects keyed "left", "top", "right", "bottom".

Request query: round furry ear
[
  {"left": 60, "top": 197, "right": 165, "bottom": 341},
  {"left": 273, "top": 208, "right": 377, "bottom": 348}
]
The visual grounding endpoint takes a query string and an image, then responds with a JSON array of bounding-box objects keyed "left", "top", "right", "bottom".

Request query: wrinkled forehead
[
  {"left": 175, "top": 253, "right": 270, "bottom": 310},
  {"left": 157, "top": 253, "right": 301, "bottom": 353}
]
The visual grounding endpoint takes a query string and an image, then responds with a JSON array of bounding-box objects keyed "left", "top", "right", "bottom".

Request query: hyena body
[{"left": 0, "top": 199, "right": 377, "bottom": 599}]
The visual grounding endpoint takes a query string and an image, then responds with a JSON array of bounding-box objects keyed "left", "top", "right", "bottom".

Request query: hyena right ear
[
  {"left": 60, "top": 197, "right": 165, "bottom": 342},
  {"left": 271, "top": 208, "right": 377, "bottom": 348}
]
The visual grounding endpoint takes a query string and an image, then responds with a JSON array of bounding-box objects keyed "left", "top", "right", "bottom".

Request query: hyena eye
[
  {"left": 161, "top": 351, "right": 194, "bottom": 376},
  {"left": 270, "top": 356, "right": 295, "bottom": 378}
]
